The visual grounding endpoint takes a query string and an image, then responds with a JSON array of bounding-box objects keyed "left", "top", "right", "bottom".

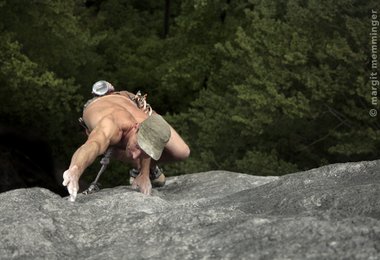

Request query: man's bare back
[
  {"left": 83, "top": 93, "right": 147, "bottom": 131},
  {"left": 63, "top": 87, "right": 190, "bottom": 201}
]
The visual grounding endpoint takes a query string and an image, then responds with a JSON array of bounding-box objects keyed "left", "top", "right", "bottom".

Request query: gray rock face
[{"left": 1, "top": 160, "right": 379, "bottom": 259}]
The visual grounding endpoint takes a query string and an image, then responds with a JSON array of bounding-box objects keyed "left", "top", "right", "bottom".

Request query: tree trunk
[{"left": 163, "top": 0, "right": 170, "bottom": 38}]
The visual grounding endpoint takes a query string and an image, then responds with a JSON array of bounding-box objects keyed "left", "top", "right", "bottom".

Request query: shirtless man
[{"left": 62, "top": 81, "right": 190, "bottom": 201}]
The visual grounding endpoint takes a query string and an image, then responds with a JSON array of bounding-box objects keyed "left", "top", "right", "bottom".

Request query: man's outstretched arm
[{"left": 63, "top": 117, "right": 121, "bottom": 201}]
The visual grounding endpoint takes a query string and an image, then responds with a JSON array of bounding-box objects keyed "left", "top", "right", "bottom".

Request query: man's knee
[
  {"left": 178, "top": 144, "right": 190, "bottom": 160},
  {"left": 175, "top": 144, "right": 190, "bottom": 160},
  {"left": 168, "top": 144, "right": 190, "bottom": 161}
]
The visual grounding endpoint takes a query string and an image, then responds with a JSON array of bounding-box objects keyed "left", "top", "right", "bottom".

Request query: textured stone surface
[{"left": 0, "top": 161, "right": 379, "bottom": 259}]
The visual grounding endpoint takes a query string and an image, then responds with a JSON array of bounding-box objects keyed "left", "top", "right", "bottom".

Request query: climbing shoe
[{"left": 129, "top": 166, "right": 166, "bottom": 187}]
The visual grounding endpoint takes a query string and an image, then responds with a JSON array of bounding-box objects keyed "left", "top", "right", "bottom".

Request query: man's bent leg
[
  {"left": 113, "top": 127, "right": 190, "bottom": 187},
  {"left": 113, "top": 149, "right": 166, "bottom": 187},
  {"left": 157, "top": 126, "right": 190, "bottom": 163}
]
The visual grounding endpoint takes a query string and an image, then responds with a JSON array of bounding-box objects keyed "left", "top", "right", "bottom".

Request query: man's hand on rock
[
  {"left": 63, "top": 165, "right": 80, "bottom": 202},
  {"left": 131, "top": 173, "right": 152, "bottom": 195}
]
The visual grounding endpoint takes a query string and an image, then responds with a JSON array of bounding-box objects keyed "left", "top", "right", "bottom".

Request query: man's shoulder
[
  {"left": 115, "top": 90, "right": 134, "bottom": 97},
  {"left": 84, "top": 94, "right": 130, "bottom": 110}
]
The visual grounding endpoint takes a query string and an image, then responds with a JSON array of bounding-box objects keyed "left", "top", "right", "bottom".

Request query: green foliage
[
  {"left": 236, "top": 150, "right": 298, "bottom": 176},
  {"left": 0, "top": 30, "right": 83, "bottom": 158},
  {"left": 82, "top": 0, "right": 166, "bottom": 98},
  {"left": 0, "top": 0, "right": 97, "bottom": 83},
  {"left": 164, "top": 0, "right": 379, "bottom": 175},
  {"left": 0, "top": 0, "right": 378, "bottom": 185}
]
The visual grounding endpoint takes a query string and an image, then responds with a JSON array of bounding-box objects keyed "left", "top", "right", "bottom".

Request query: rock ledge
[{"left": 0, "top": 161, "right": 379, "bottom": 259}]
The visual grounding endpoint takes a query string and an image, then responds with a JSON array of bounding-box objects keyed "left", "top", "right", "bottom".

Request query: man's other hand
[
  {"left": 131, "top": 174, "right": 152, "bottom": 195},
  {"left": 63, "top": 165, "right": 80, "bottom": 202}
]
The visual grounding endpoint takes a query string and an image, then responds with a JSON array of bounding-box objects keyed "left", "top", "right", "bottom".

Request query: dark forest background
[{"left": 0, "top": 0, "right": 379, "bottom": 188}]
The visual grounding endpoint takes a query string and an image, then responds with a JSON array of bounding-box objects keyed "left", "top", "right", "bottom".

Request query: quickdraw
[{"left": 131, "top": 90, "right": 153, "bottom": 116}]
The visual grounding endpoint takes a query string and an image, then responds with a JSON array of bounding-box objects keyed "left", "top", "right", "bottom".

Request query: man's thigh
[{"left": 162, "top": 127, "right": 190, "bottom": 161}]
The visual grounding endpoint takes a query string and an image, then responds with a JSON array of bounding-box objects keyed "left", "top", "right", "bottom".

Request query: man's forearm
[
  {"left": 69, "top": 141, "right": 105, "bottom": 177},
  {"left": 139, "top": 155, "right": 151, "bottom": 177}
]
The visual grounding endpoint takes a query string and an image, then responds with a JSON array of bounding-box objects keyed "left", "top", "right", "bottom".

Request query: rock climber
[{"left": 62, "top": 81, "right": 190, "bottom": 201}]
